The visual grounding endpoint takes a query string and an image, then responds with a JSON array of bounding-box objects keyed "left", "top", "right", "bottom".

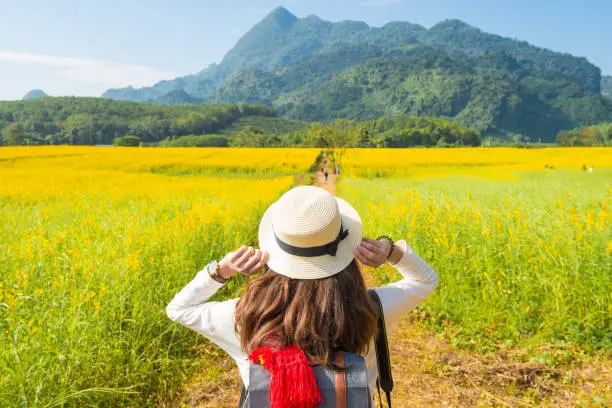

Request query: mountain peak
[
  {"left": 264, "top": 6, "right": 298, "bottom": 24},
  {"left": 23, "top": 89, "right": 48, "bottom": 100}
]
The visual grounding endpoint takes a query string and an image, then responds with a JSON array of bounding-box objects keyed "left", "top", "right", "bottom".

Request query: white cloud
[
  {"left": 0, "top": 50, "right": 173, "bottom": 88},
  {"left": 357, "top": 0, "right": 404, "bottom": 7}
]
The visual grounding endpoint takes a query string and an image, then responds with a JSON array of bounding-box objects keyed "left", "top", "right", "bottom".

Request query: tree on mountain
[{"left": 2, "top": 122, "right": 26, "bottom": 145}]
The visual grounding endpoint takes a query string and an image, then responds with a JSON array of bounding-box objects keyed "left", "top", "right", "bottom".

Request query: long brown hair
[{"left": 234, "top": 259, "right": 378, "bottom": 367}]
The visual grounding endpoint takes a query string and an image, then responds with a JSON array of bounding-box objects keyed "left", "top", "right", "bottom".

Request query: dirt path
[
  {"left": 168, "top": 160, "right": 610, "bottom": 408},
  {"left": 313, "top": 161, "right": 337, "bottom": 195}
]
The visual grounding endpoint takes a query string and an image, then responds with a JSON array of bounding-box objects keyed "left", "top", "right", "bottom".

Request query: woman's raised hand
[
  {"left": 354, "top": 238, "right": 395, "bottom": 267},
  {"left": 219, "top": 246, "right": 269, "bottom": 279}
]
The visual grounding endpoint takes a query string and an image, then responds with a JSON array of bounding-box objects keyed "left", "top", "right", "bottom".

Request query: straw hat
[{"left": 258, "top": 186, "right": 363, "bottom": 279}]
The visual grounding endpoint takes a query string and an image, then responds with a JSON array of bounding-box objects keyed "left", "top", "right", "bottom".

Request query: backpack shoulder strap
[
  {"left": 368, "top": 289, "right": 393, "bottom": 408},
  {"left": 238, "top": 384, "right": 247, "bottom": 408},
  {"left": 334, "top": 351, "right": 347, "bottom": 408}
]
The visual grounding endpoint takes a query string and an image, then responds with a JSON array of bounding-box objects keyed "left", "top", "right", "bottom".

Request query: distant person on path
[
  {"left": 324, "top": 170, "right": 329, "bottom": 183},
  {"left": 167, "top": 186, "right": 438, "bottom": 407}
]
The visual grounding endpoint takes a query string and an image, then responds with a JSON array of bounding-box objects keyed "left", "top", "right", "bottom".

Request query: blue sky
[{"left": 0, "top": 0, "right": 610, "bottom": 100}]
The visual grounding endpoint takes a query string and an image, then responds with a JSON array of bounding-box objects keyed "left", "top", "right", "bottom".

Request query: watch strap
[{"left": 208, "top": 261, "right": 228, "bottom": 284}]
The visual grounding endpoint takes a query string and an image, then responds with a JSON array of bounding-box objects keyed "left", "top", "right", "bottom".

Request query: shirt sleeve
[
  {"left": 371, "top": 240, "right": 439, "bottom": 333},
  {"left": 166, "top": 264, "right": 246, "bottom": 362}
]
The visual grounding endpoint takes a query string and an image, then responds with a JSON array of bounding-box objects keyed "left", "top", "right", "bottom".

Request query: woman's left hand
[{"left": 353, "top": 238, "right": 391, "bottom": 267}]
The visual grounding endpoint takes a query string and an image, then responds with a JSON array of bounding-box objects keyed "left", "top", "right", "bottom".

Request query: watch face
[{"left": 207, "top": 260, "right": 218, "bottom": 276}]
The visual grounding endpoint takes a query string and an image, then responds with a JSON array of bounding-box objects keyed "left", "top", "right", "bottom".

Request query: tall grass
[
  {"left": 340, "top": 166, "right": 611, "bottom": 354},
  {"left": 0, "top": 147, "right": 309, "bottom": 406}
]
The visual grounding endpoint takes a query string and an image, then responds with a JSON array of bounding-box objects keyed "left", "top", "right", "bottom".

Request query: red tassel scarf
[{"left": 248, "top": 345, "right": 323, "bottom": 408}]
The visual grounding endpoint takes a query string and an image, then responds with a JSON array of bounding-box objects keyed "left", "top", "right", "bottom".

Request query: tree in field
[
  {"left": 305, "top": 120, "right": 357, "bottom": 173},
  {"left": 2, "top": 122, "right": 26, "bottom": 145}
]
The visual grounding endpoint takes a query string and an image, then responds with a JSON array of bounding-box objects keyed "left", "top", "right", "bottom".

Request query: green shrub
[
  {"left": 113, "top": 135, "right": 141, "bottom": 147},
  {"left": 556, "top": 123, "right": 612, "bottom": 146},
  {"left": 158, "top": 134, "right": 229, "bottom": 147}
]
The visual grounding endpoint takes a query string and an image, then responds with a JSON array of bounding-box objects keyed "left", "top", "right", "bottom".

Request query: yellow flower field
[
  {"left": 338, "top": 147, "right": 612, "bottom": 354},
  {"left": 342, "top": 147, "right": 612, "bottom": 179},
  {"left": 0, "top": 147, "right": 314, "bottom": 407},
  {"left": 1, "top": 146, "right": 610, "bottom": 406}
]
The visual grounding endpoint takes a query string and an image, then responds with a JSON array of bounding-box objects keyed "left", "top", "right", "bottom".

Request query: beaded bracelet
[{"left": 376, "top": 235, "right": 395, "bottom": 259}]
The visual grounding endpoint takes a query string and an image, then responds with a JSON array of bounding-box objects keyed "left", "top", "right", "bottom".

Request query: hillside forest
[{"left": 0, "top": 97, "right": 482, "bottom": 148}]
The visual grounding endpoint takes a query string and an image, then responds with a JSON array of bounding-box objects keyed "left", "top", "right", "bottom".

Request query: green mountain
[
  {"left": 101, "top": 7, "right": 427, "bottom": 102},
  {"left": 418, "top": 19, "right": 601, "bottom": 92},
  {"left": 102, "top": 7, "right": 425, "bottom": 103},
  {"left": 209, "top": 48, "right": 611, "bottom": 139},
  {"left": 102, "top": 7, "right": 611, "bottom": 141},
  {"left": 152, "top": 89, "right": 203, "bottom": 105},
  {"left": 23, "top": 89, "right": 48, "bottom": 100},
  {"left": 103, "top": 85, "right": 160, "bottom": 101}
]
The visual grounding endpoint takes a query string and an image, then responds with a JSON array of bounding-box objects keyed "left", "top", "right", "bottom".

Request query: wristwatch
[{"left": 207, "top": 260, "right": 229, "bottom": 284}]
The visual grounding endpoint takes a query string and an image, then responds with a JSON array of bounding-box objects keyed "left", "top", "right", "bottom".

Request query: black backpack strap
[
  {"left": 238, "top": 384, "right": 247, "bottom": 408},
  {"left": 368, "top": 289, "right": 393, "bottom": 408}
]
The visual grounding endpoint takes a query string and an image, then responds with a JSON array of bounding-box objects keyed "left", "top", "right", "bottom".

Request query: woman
[{"left": 167, "top": 186, "right": 438, "bottom": 405}]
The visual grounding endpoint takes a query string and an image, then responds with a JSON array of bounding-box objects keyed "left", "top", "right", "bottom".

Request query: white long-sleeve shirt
[{"left": 166, "top": 239, "right": 438, "bottom": 396}]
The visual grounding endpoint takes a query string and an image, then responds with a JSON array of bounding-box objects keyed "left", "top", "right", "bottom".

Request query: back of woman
[{"left": 167, "top": 186, "right": 439, "bottom": 407}]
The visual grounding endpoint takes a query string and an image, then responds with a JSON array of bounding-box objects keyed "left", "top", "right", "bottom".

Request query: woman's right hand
[{"left": 218, "top": 246, "right": 269, "bottom": 279}]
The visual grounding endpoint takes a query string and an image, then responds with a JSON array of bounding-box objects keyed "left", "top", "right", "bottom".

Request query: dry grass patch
[{"left": 387, "top": 317, "right": 610, "bottom": 408}]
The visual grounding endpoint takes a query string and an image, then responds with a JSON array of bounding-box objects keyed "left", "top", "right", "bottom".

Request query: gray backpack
[{"left": 238, "top": 290, "right": 393, "bottom": 408}]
